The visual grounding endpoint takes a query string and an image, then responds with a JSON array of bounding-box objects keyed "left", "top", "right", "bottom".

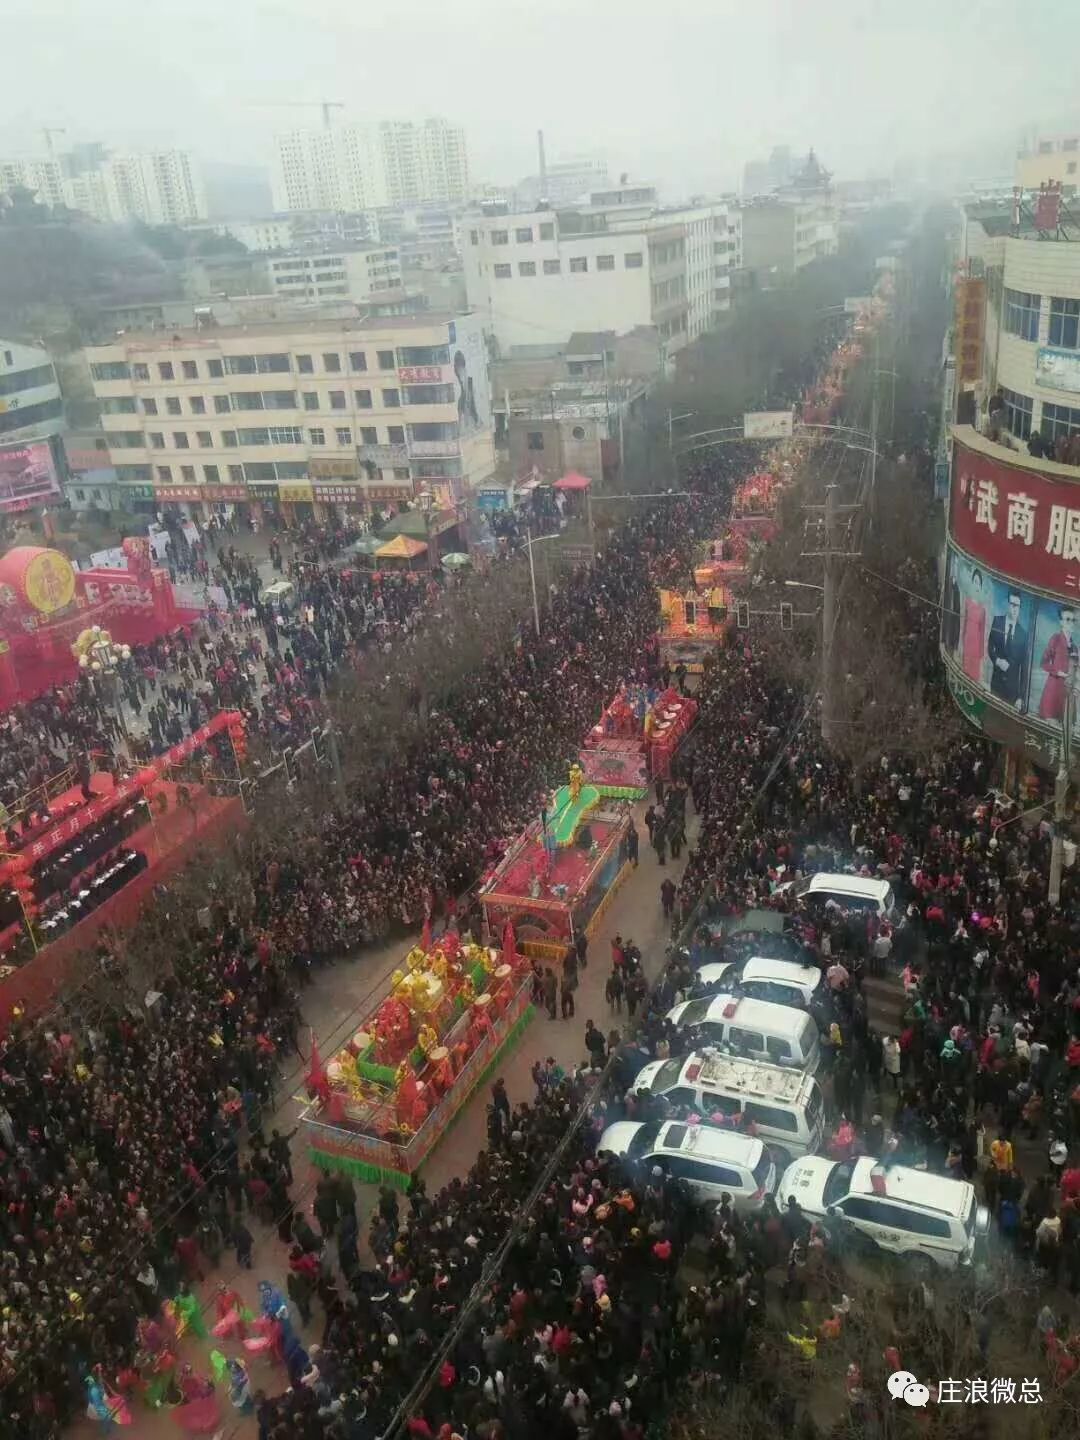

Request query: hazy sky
[{"left": 3, "top": 0, "right": 1078, "bottom": 196}]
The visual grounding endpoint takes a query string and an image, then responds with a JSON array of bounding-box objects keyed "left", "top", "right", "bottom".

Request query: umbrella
[{"left": 441, "top": 552, "right": 472, "bottom": 569}]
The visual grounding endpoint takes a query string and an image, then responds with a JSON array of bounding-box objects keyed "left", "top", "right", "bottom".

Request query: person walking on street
[
  {"left": 654, "top": 823, "right": 667, "bottom": 866},
  {"left": 644, "top": 805, "right": 657, "bottom": 843},
  {"left": 606, "top": 967, "right": 625, "bottom": 1015},
  {"left": 627, "top": 821, "right": 639, "bottom": 867},
  {"left": 584, "top": 1020, "right": 607, "bottom": 1069},
  {"left": 542, "top": 967, "right": 558, "bottom": 1019},
  {"left": 232, "top": 1220, "right": 254, "bottom": 1269},
  {"left": 661, "top": 877, "right": 677, "bottom": 920},
  {"left": 575, "top": 931, "right": 588, "bottom": 971},
  {"left": 491, "top": 1077, "right": 511, "bottom": 1130}
]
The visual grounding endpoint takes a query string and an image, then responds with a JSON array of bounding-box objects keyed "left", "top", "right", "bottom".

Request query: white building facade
[
  {"left": 0, "top": 340, "right": 64, "bottom": 443},
  {"left": 0, "top": 148, "right": 207, "bottom": 224},
  {"left": 273, "top": 119, "right": 469, "bottom": 214},
  {"left": 83, "top": 312, "right": 494, "bottom": 519},
  {"left": 463, "top": 196, "right": 731, "bottom": 355},
  {"left": 266, "top": 247, "right": 403, "bottom": 306}
]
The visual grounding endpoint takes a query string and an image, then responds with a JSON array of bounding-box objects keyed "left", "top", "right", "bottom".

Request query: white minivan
[
  {"left": 695, "top": 957, "right": 827, "bottom": 1013},
  {"left": 666, "top": 993, "right": 822, "bottom": 1073},
  {"left": 598, "top": 1118, "right": 776, "bottom": 1211},
  {"left": 777, "top": 1155, "right": 991, "bottom": 1271},
  {"left": 793, "top": 872, "right": 895, "bottom": 919},
  {"left": 632, "top": 1051, "right": 825, "bottom": 1163}
]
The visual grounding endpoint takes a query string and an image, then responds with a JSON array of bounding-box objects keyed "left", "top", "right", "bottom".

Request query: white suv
[
  {"left": 777, "top": 1155, "right": 990, "bottom": 1271},
  {"left": 599, "top": 1119, "right": 776, "bottom": 1212}
]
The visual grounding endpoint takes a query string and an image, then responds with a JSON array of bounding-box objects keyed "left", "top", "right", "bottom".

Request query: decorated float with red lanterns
[{"left": 300, "top": 920, "right": 535, "bottom": 1188}]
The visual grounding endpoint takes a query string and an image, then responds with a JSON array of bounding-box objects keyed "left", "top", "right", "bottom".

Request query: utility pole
[
  {"left": 324, "top": 719, "right": 346, "bottom": 796},
  {"left": 802, "top": 483, "right": 862, "bottom": 745},
  {"left": 1049, "top": 660, "right": 1076, "bottom": 905},
  {"left": 526, "top": 532, "right": 541, "bottom": 638}
]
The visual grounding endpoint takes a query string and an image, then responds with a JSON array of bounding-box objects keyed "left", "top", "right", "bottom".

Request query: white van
[
  {"left": 778, "top": 1155, "right": 990, "bottom": 1271},
  {"left": 598, "top": 1119, "right": 776, "bottom": 1212},
  {"left": 695, "top": 957, "right": 826, "bottom": 1013},
  {"left": 666, "top": 994, "right": 821, "bottom": 1073},
  {"left": 632, "top": 1051, "right": 825, "bottom": 1163},
  {"left": 260, "top": 579, "right": 296, "bottom": 608},
  {"left": 795, "top": 873, "right": 895, "bottom": 918}
]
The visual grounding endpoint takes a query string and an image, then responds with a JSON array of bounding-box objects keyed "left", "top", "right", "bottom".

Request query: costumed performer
[
  {"left": 173, "top": 1364, "right": 221, "bottom": 1435},
  {"left": 171, "top": 1285, "right": 208, "bottom": 1339},
  {"left": 84, "top": 1372, "right": 133, "bottom": 1432}
]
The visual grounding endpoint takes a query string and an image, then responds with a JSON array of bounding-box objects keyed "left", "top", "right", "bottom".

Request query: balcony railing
[
  {"left": 408, "top": 439, "right": 461, "bottom": 459},
  {"left": 357, "top": 442, "right": 409, "bottom": 465}
]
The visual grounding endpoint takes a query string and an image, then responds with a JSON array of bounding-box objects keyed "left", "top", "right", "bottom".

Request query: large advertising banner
[
  {"left": 0, "top": 440, "right": 62, "bottom": 513},
  {"left": 950, "top": 437, "right": 1080, "bottom": 595},
  {"left": 943, "top": 541, "right": 1080, "bottom": 740}
]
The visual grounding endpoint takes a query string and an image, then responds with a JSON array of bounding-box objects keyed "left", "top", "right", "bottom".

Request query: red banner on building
[{"left": 950, "top": 438, "right": 1080, "bottom": 598}]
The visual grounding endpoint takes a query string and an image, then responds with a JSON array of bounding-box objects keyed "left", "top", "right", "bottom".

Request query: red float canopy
[{"left": 554, "top": 472, "right": 592, "bottom": 492}]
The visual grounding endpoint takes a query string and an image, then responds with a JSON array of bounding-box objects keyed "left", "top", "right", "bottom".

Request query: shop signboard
[
  {"left": 1035, "top": 346, "right": 1080, "bottom": 396},
  {"left": 950, "top": 436, "right": 1080, "bottom": 596},
  {"left": 278, "top": 482, "right": 315, "bottom": 504},
  {"left": 742, "top": 410, "right": 794, "bottom": 440}
]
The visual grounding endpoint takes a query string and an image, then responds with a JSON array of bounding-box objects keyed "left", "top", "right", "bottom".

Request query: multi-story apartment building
[
  {"left": 83, "top": 312, "right": 494, "bottom": 522},
  {"left": 463, "top": 188, "right": 732, "bottom": 355},
  {"left": 1016, "top": 135, "right": 1080, "bottom": 198},
  {"left": 0, "top": 147, "right": 207, "bottom": 224},
  {"left": 273, "top": 119, "right": 469, "bottom": 214},
  {"left": 266, "top": 246, "right": 403, "bottom": 307}
]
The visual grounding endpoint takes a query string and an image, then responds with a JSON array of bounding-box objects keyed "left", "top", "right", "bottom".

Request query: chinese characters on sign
[
  {"left": 951, "top": 440, "right": 1080, "bottom": 594},
  {"left": 954, "top": 277, "right": 986, "bottom": 384},
  {"left": 397, "top": 366, "right": 443, "bottom": 384}
]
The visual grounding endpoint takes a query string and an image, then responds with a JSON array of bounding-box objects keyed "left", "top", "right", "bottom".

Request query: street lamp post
[
  {"left": 522, "top": 530, "right": 560, "bottom": 637},
  {"left": 1049, "top": 658, "right": 1079, "bottom": 906},
  {"left": 78, "top": 629, "right": 132, "bottom": 741}
]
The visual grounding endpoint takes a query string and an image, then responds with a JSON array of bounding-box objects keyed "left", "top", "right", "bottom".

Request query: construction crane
[
  {"left": 42, "top": 127, "right": 67, "bottom": 156},
  {"left": 248, "top": 100, "right": 345, "bottom": 130}
]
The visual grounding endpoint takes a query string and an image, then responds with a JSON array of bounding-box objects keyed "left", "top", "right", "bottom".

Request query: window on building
[
  {"left": 518, "top": 261, "right": 537, "bottom": 277},
  {"left": 335, "top": 426, "right": 352, "bottom": 445},
  {"left": 141, "top": 398, "right": 158, "bottom": 416},
  {"left": 1070, "top": 162, "right": 1078, "bottom": 176},
  {"left": 539, "top": 222, "right": 555, "bottom": 240},
  {"left": 265, "top": 390, "right": 297, "bottom": 409},
  {"left": 491, "top": 229, "right": 509, "bottom": 245},
  {"left": 1049, "top": 297, "right": 1080, "bottom": 349},
  {"left": 1065, "top": 139, "right": 1079, "bottom": 152},
  {"left": 382, "top": 388, "right": 401, "bottom": 407},
  {"left": 276, "top": 462, "right": 308, "bottom": 479},
  {"left": 222, "top": 430, "right": 238, "bottom": 447},
  {"left": 569, "top": 257, "right": 588, "bottom": 273},
  {"left": 158, "top": 362, "right": 174, "bottom": 380},
  {"left": 165, "top": 396, "right": 181, "bottom": 415},
  {"left": 403, "top": 384, "right": 455, "bottom": 405},
  {"left": 543, "top": 259, "right": 561, "bottom": 275},
  {"left": 1001, "top": 386, "right": 1034, "bottom": 440},
  {"left": 1042, "top": 400, "right": 1080, "bottom": 444},
  {"left": 203, "top": 465, "right": 220, "bottom": 483},
  {"left": 597, "top": 254, "right": 615, "bottom": 271},
  {"left": 207, "top": 359, "right": 224, "bottom": 378},
  {"left": 377, "top": 350, "right": 395, "bottom": 370},
  {"left": 231, "top": 392, "right": 265, "bottom": 410},
  {"left": 329, "top": 390, "right": 346, "bottom": 410},
  {"left": 156, "top": 466, "right": 172, "bottom": 481},
  {"left": 323, "top": 352, "right": 342, "bottom": 372},
  {"left": 228, "top": 464, "right": 244, "bottom": 482},
  {"left": 469, "top": 229, "right": 479, "bottom": 245},
  {"left": 149, "top": 432, "right": 165, "bottom": 449},
  {"left": 398, "top": 346, "right": 450, "bottom": 366},
  {"left": 180, "top": 464, "right": 195, "bottom": 481},
  {"left": 132, "top": 363, "right": 151, "bottom": 381},
  {"left": 90, "top": 361, "right": 131, "bottom": 381},
  {"left": 1004, "top": 288, "right": 1040, "bottom": 342},
  {"left": 388, "top": 425, "right": 405, "bottom": 444},
  {"left": 625, "top": 251, "right": 643, "bottom": 268},
  {"left": 297, "top": 354, "right": 314, "bottom": 374},
  {"left": 309, "top": 428, "right": 325, "bottom": 445},
  {"left": 493, "top": 264, "right": 512, "bottom": 279},
  {"left": 182, "top": 360, "right": 198, "bottom": 379},
  {"left": 300, "top": 392, "right": 318, "bottom": 411},
  {"left": 349, "top": 350, "right": 368, "bottom": 372},
  {"left": 360, "top": 426, "right": 378, "bottom": 445},
  {"left": 189, "top": 395, "right": 206, "bottom": 414},
  {"left": 355, "top": 389, "right": 372, "bottom": 408},
  {"left": 515, "top": 226, "right": 533, "bottom": 243},
  {"left": 527, "top": 431, "right": 544, "bottom": 451},
  {"left": 571, "top": 424, "right": 587, "bottom": 440},
  {"left": 197, "top": 431, "right": 212, "bottom": 447},
  {"left": 173, "top": 432, "right": 190, "bottom": 449},
  {"left": 101, "top": 396, "right": 138, "bottom": 414},
  {"left": 213, "top": 395, "right": 231, "bottom": 414}
]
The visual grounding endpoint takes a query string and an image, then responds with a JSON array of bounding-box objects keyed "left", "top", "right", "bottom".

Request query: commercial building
[
  {"left": 273, "top": 118, "right": 469, "bottom": 213},
  {"left": 82, "top": 311, "right": 494, "bottom": 523},
  {"left": 0, "top": 147, "right": 207, "bottom": 224},
  {"left": 463, "top": 186, "right": 733, "bottom": 357},
  {"left": 515, "top": 155, "right": 609, "bottom": 209},
  {"left": 736, "top": 150, "right": 838, "bottom": 288},
  {"left": 0, "top": 340, "right": 66, "bottom": 514},
  {"left": 940, "top": 192, "right": 1080, "bottom": 775},
  {"left": 1016, "top": 136, "right": 1080, "bottom": 198},
  {"left": 742, "top": 146, "right": 794, "bottom": 198}
]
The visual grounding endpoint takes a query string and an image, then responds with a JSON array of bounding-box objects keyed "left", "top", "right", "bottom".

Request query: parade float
[
  {"left": 644, "top": 686, "right": 698, "bottom": 779},
  {"left": 578, "top": 686, "right": 651, "bottom": 798},
  {"left": 479, "top": 763, "right": 633, "bottom": 961},
  {"left": 299, "top": 921, "right": 535, "bottom": 1188},
  {"left": 656, "top": 585, "right": 731, "bottom": 675}
]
